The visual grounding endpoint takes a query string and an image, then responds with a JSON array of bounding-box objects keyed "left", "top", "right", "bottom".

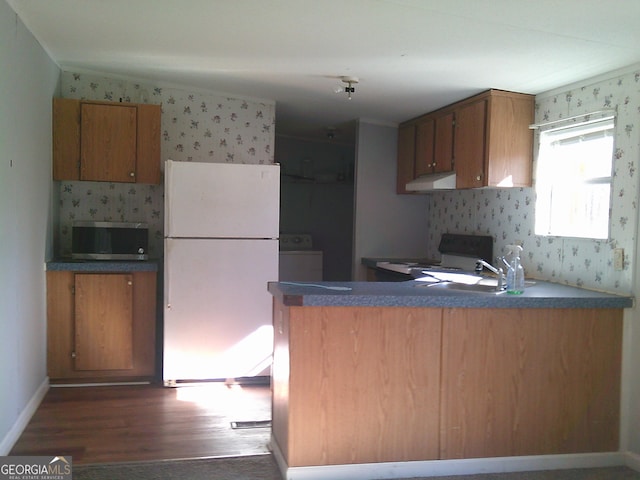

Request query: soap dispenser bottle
[{"left": 506, "top": 245, "right": 525, "bottom": 295}]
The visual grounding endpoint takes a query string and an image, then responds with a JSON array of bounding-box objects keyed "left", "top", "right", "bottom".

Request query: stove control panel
[{"left": 279, "top": 234, "right": 313, "bottom": 251}]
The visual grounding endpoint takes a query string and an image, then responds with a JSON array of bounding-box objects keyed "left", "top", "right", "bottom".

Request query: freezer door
[
  {"left": 163, "top": 237, "right": 278, "bottom": 382},
  {"left": 165, "top": 160, "right": 280, "bottom": 238}
]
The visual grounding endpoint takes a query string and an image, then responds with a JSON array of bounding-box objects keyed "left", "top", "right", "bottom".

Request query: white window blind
[{"left": 534, "top": 116, "right": 615, "bottom": 240}]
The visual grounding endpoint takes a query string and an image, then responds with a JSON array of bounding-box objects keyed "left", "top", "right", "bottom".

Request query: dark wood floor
[{"left": 10, "top": 382, "right": 272, "bottom": 465}]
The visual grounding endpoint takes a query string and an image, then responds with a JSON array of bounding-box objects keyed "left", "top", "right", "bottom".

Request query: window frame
[{"left": 534, "top": 115, "right": 616, "bottom": 240}]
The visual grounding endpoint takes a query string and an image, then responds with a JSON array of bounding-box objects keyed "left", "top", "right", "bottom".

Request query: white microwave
[{"left": 71, "top": 221, "right": 149, "bottom": 261}]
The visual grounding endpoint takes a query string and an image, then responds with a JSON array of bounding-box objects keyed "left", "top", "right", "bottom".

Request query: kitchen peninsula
[{"left": 268, "top": 280, "right": 632, "bottom": 479}]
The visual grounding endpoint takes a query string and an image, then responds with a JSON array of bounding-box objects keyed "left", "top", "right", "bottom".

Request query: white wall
[
  {"left": 352, "top": 121, "right": 430, "bottom": 280},
  {"left": 0, "top": 0, "right": 59, "bottom": 453}
]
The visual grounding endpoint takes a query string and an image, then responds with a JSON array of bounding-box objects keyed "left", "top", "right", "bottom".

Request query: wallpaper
[
  {"left": 425, "top": 69, "right": 640, "bottom": 294},
  {"left": 56, "top": 70, "right": 276, "bottom": 258}
]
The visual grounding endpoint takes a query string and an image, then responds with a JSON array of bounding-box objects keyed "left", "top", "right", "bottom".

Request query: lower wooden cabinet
[
  {"left": 271, "top": 301, "right": 622, "bottom": 467},
  {"left": 47, "top": 270, "right": 157, "bottom": 382}
]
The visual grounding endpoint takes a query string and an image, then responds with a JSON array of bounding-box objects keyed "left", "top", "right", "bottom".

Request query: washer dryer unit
[{"left": 279, "top": 234, "right": 323, "bottom": 281}]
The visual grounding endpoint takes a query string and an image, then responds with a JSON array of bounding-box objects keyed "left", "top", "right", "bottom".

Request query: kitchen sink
[
  {"left": 420, "top": 281, "right": 506, "bottom": 295},
  {"left": 414, "top": 270, "right": 505, "bottom": 294}
]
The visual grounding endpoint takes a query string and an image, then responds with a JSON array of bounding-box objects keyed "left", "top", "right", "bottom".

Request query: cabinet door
[
  {"left": 47, "top": 271, "right": 75, "bottom": 379},
  {"left": 440, "top": 308, "right": 621, "bottom": 459},
  {"left": 454, "top": 100, "right": 486, "bottom": 188},
  {"left": 81, "top": 103, "right": 137, "bottom": 182},
  {"left": 284, "top": 306, "right": 442, "bottom": 466},
  {"left": 74, "top": 273, "right": 134, "bottom": 371},
  {"left": 52, "top": 98, "right": 81, "bottom": 180},
  {"left": 414, "top": 117, "right": 435, "bottom": 177},
  {"left": 486, "top": 93, "right": 534, "bottom": 187},
  {"left": 396, "top": 123, "right": 416, "bottom": 194},
  {"left": 433, "top": 111, "right": 454, "bottom": 173},
  {"left": 136, "top": 104, "right": 162, "bottom": 184}
]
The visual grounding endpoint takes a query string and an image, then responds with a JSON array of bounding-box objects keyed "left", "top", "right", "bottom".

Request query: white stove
[
  {"left": 375, "top": 234, "right": 493, "bottom": 278},
  {"left": 279, "top": 234, "right": 323, "bottom": 281},
  {"left": 375, "top": 254, "right": 477, "bottom": 276}
]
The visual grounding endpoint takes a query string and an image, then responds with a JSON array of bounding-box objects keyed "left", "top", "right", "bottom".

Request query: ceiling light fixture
[{"left": 340, "top": 76, "right": 359, "bottom": 100}]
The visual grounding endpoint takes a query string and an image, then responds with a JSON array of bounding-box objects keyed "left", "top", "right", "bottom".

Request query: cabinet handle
[{"left": 129, "top": 172, "right": 135, "bottom": 177}]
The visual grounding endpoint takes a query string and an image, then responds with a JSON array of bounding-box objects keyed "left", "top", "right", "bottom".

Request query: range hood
[{"left": 405, "top": 172, "right": 456, "bottom": 192}]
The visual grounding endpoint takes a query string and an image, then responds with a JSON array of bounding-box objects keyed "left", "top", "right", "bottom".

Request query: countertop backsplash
[{"left": 57, "top": 181, "right": 164, "bottom": 259}]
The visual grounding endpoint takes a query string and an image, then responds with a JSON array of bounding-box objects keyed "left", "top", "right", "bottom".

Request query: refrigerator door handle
[{"left": 164, "top": 241, "right": 171, "bottom": 310}]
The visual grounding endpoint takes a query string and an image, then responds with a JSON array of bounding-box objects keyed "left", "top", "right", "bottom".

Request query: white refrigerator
[{"left": 163, "top": 159, "right": 280, "bottom": 384}]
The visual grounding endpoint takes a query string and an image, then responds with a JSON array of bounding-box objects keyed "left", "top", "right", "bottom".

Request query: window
[{"left": 534, "top": 116, "right": 615, "bottom": 240}]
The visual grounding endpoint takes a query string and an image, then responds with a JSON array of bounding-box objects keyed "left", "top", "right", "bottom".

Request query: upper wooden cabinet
[
  {"left": 454, "top": 90, "right": 534, "bottom": 189},
  {"left": 397, "top": 111, "right": 455, "bottom": 194},
  {"left": 433, "top": 112, "right": 455, "bottom": 174},
  {"left": 53, "top": 98, "right": 161, "bottom": 184},
  {"left": 414, "top": 117, "right": 435, "bottom": 178},
  {"left": 397, "top": 89, "right": 534, "bottom": 193},
  {"left": 396, "top": 122, "right": 416, "bottom": 194},
  {"left": 454, "top": 98, "right": 487, "bottom": 189}
]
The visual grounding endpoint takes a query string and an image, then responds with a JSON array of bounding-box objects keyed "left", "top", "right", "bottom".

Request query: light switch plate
[{"left": 614, "top": 248, "right": 624, "bottom": 271}]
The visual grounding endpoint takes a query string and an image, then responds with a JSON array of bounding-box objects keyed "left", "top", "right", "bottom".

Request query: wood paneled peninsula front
[{"left": 267, "top": 280, "right": 632, "bottom": 479}]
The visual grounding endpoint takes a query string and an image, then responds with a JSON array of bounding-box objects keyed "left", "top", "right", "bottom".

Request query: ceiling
[{"left": 7, "top": 0, "right": 640, "bottom": 144}]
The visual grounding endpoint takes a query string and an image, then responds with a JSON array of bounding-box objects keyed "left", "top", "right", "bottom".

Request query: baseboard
[
  {"left": 274, "top": 449, "right": 626, "bottom": 480},
  {"left": 625, "top": 451, "right": 640, "bottom": 472},
  {"left": 270, "top": 434, "right": 288, "bottom": 477},
  {"left": 0, "top": 376, "right": 49, "bottom": 455}
]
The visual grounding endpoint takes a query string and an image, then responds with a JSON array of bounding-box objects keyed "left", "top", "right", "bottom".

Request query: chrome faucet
[{"left": 475, "top": 259, "right": 506, "bottom": 291}]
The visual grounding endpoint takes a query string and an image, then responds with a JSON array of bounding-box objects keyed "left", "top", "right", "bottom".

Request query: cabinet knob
[
  {"left": 128, "top": 281, "right": 133, "bottom": 286},
  {"left": 129, "top": 172, "right": 135, "bottom": 177},
  {"left": 71, "top": 352, "right": 76, "bottom": 359},
  {"left": 476, "top": 175, "right": 481, "bottom": 181}
]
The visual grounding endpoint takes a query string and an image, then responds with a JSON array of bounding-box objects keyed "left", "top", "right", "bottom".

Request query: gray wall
[
  {"left": 352, "top": 121, "right": 430, "bottom": 280},
  {"left": 0, "top": 0, "right": 60, "bottom": 453}
]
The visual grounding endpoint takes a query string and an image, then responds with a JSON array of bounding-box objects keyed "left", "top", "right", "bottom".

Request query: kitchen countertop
[
  {"left": 46, "top": 259, "right": 159, "bottom": 272},
  {"left": 268, "top": 279, "right": 633, "bottom": 309}
]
